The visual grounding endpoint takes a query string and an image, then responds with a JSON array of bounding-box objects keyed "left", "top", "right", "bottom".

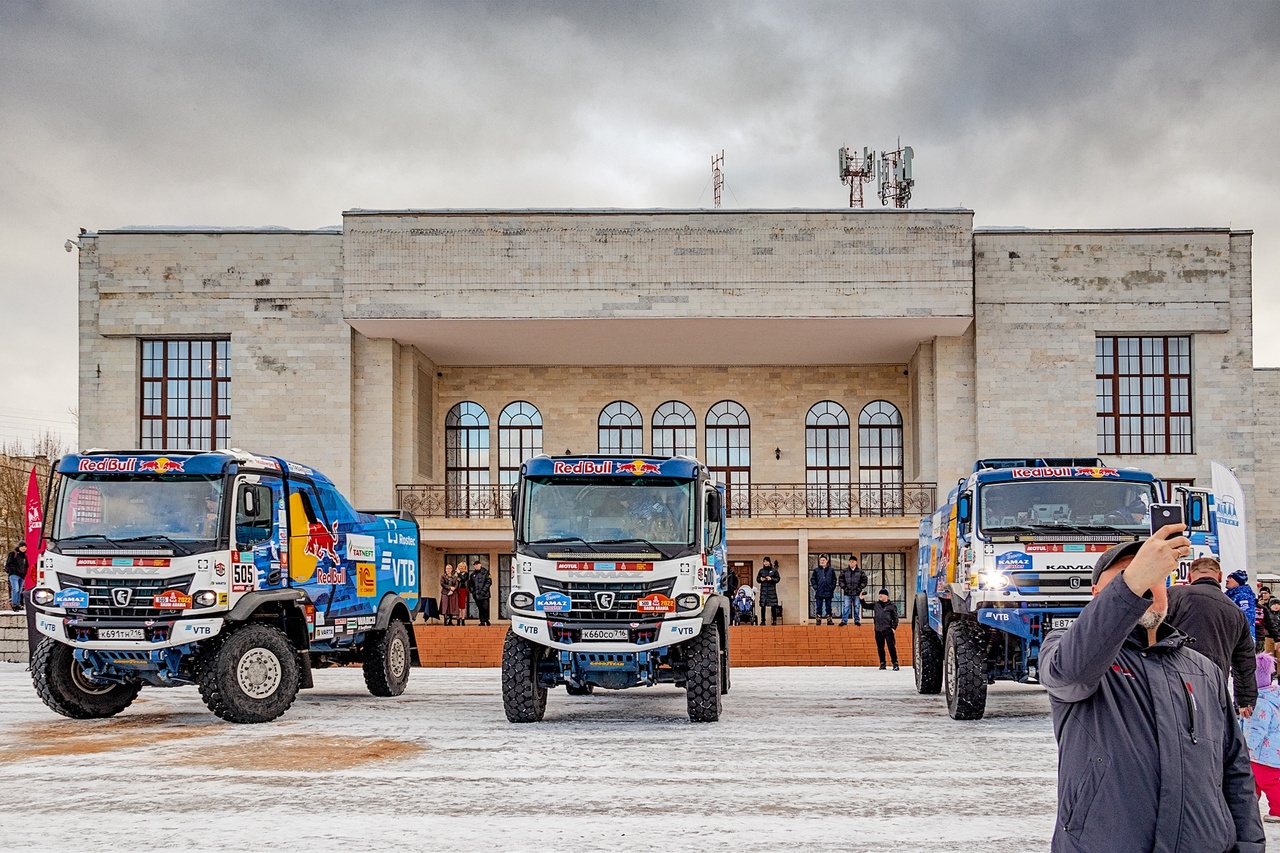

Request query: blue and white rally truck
[
  {"left": 913, "top": 457, "right": 1211, "bottom": 720},
  {"left": 503, "top": 455, "right": 730, "bottom": 722},
  {"left": 29, "top": 449, "right": 422, "bottom": 723}
]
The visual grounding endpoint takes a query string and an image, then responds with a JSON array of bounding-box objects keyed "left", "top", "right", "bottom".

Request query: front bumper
[
  {"left": 510, "top": 613, "right": 703, "bottom": 652},
  {"left": 33, "top": 608, "right": 226, "bottom": 650}
]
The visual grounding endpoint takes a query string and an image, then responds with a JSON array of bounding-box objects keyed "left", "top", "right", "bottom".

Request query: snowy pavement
[{"left": 0, "top": 661, "right": 1275, "bottom": 852}]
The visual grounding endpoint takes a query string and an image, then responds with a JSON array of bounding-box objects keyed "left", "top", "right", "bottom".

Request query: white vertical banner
[{"left": 1211, "top": 461, "right": 1249, "bottom": 578}]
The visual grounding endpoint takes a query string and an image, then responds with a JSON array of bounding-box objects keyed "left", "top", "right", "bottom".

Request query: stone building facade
[{"left": 75, "top": 209, "right": 1273, "bottom": 620}]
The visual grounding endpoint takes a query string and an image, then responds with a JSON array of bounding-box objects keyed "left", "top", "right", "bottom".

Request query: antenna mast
[
  {"left": 837, "top": 146, "right": 875, "bottom": 208},
  {"left": 712, "top": 151, "right": 724, "bottom": 208},
  {"left": 877, "top": 142, "right": 915, "bottom": 208}
]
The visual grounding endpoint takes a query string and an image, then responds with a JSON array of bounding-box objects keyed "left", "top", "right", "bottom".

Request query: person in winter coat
[
  {"left": 5, "top": 542, "right": 28, "bottom": 611},
  {"left": 872, "top": 589, "right": 900, "bottom": 670},
  {"left": 1039, "top": 532, "right": 1264, "bottom": 853},
  {"left": 1257, "top": 588, "right": 1271, "bottom": 653},
  {"left": 455, "top": 563, "right": 470, "bottom": 625},
  {"left": 724, "top": 565, "right": 740, "bottom": 609},
  {"left": 838, "top": 556, "right": 867, "bottom": 626},
  {"left": 469, "top": 560, "right": 493, "bottom": 626},
  {"left": 810, "top": 554, "right": 837, "bottom": 625},
  {"left": 1243, "top": 652, "right": 1280, "bottom": 822},
  {"left": 1265, "top": 598, "right": 1280, "bottom": 662},
  {"left": 757, "top": 557, "right": 782, "bottom": 625},
  {"left": 1165, "top": 557, "right": 1258, "bottom": 716},
  {"left": 1227, "top": 570, "right": 1259, "bottom": 643},
  {"left": 440, "top": 564, "right": 461, "bottom": 625}
]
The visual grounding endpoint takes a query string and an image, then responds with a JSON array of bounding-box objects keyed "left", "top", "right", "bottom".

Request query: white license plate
[
  {"left": 98, "top": 628, "right": 145, "bottom": 640},
  {"left": 580, "top": 628, "right": 629, "bottom": 641},
  {"left": 1049, "top": 617, "right": 1076, "bottom": 630}
]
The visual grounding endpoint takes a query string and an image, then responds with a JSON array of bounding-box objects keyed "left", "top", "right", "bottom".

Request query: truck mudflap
[{"left": 976, "top": 607, "right": 1082, "bottom": 641}]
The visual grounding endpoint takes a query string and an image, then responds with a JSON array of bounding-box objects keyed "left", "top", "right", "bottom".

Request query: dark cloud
[{"left": 1, "top": 1, "right": 1277, "bottom": 444}]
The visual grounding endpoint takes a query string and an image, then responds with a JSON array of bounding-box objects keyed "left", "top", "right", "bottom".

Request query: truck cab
[
  {"left": 30, "top": 449, "right": 422, "bottom": 723},
  {"left": 501, "top": 455, "right": 730, "bottom": 722}
]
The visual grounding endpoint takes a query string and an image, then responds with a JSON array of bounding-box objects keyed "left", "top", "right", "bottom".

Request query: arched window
[
  {"left": 706, "top": 401, "right": 750, "bottom": 517},
  {"left": 445, "top": 402, "right": 490, "bottom": 518},
  {"left": 498, "top": 401, "right": 543, "bottom": 490},
  {"left": 598, "top": 401, "right": 643, "bottom": 454},
  {"left": 652, "top": 401, "right": 696, "bottom": 457},
  {"left": 859, "top": 401, "right": 904, "bottom": 515},
  {"left": 806, "top": 401, "right": 850, "bottom": 517}
]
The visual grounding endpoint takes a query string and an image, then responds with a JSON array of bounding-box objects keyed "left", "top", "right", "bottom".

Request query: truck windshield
[
  {"left": 51, "top": 474, "right": 225, "bottom": 554},
  {"left": 520, "top": 477, "right": 696, "bottom": 557},
  {"left": 979, "top": 480, "right": 1157, "bottom": 535}
]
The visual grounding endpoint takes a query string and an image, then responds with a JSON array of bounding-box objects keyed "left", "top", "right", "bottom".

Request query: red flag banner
[{"left": 24, "top": 466, "right": 42, "bottom": 590}]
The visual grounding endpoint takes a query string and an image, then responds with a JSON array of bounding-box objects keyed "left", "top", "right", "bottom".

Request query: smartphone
[{"left": 1149, "top": 503, "right": 1184, "bottom": 537}]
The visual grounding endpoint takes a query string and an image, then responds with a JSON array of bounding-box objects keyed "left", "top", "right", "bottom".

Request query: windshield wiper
[
  {"left": 529, "top": 537, "right": 600, "bottom": 552},
  {"left": 596, "top": 537, "right": 674, "bottom": 559},
  {"left": 116, "top": 534, "right": 188, "bottom": 554},
  {"left": 982, "top": 525, "right": 1040, "bottom": 534},
  {"left": 55, "top": 534, "right": 126, "bottom": 549}
]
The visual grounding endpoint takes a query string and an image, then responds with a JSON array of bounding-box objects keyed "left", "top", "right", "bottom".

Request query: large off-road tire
[
  {"left": 502, "top": 630, "right": 547, "bottom": 723},
  {"left": 363, "top": 620, "right": 412, "bottom": 697},
  {"left": 196, "top": 623, "right": 301, "bottom": 724},
  {"left": 565, "top": 683, "right": 594, "bottom": 696},
  {"left": 944, "top": 619, "right": 988, "bottom": 720},
  {"left": 685, "top": 623, "right": 722, "bottom": 723},
  {"left": 913, "top": 597, "right": 943, "bottom": 695},
  {"left": 31, "top": 637, "right": 140, "bottom": 719}
]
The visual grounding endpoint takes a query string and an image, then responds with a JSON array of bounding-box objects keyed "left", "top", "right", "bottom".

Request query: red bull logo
[
  {"left": 1073, "top": 466, "right": 1120, "bottom": 479},
  {"left": 620, "top": 459, "right": 661, "bottom": 476},
  {"left": 304, "top": 522, "right": 340, "bottom": 565},
  {"left": 137, "top": 457, "right": 185, "bottom": 474}
]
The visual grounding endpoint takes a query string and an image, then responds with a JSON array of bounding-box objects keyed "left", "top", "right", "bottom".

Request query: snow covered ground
[{"left": 0, "top": 662, "right": 1275, "bottom": 852}]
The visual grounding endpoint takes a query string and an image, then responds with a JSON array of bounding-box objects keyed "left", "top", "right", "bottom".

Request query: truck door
[{"left": 233, "top": 474, "right": 283, "bottom": 592}]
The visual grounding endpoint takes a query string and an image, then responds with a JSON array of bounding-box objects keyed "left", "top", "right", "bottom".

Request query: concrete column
[{"left": 797, "top": 528, "right": 809, "bottom": 625}]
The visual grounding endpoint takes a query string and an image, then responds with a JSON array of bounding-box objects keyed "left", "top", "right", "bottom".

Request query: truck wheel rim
[
  {"left": 237, "top": 648, "right": 282, "bottom": 699},
  {"left": 390, "top": 637, "right": 407, "bottom": 678},
  {"left": 944, "top": 642, "right": 956, "bottom": 699},
  {"left": 70, "top": 662, "right": 115, "bottom": 695}
]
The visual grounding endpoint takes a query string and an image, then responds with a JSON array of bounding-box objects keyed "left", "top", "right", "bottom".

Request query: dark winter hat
[
  {"left": 1229, "top": 569, "right": 1250, "bottom": 586},
  {"left": 1092, "top": 540, "right": 1144, "bottom": 585},
  {"left": 878, "top": 588, "right": 889, "bottom": 597}
]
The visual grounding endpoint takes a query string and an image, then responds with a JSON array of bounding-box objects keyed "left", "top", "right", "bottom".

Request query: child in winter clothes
[{"left": 1244, "top": 651, "right": 1280, "bottom": 822}]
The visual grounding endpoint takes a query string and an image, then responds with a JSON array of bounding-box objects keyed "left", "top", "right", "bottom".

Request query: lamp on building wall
[{"left": 775, "top": 447, "right": 781, "bottom": 460}]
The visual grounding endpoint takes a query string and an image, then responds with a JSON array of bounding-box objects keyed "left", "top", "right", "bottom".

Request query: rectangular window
[
  {"left": 141, "top": 339, "right": 230, "bottom": 451},
  {"left": 1096, "top": 336, "right": 1192, "bottom": 455}
]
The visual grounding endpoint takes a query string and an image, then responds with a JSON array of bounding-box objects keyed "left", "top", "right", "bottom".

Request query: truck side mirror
[
  {"left": 706, "top": 491, "right": 724, "bottom": 548},
  {"left": 957, "top": 493, "right": 972, "bottom": 526},
  {"left": 708, "top": 490, "right": 723, "bottom": 523},
  {"left": 1187, "top": 493, "right": 1208, "bottom": 530},
  {"left": 244, "top": 488, "right": 257, "bottom": 517},
  {"left": 509, "top": 487, "right": 519, "bottom": 522}
]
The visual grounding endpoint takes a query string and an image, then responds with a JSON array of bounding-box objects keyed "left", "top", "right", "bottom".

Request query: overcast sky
[{"left": 2, "top": 1, "right": 1277, "bottom": 451}]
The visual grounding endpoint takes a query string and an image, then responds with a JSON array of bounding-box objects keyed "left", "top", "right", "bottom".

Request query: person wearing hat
[
  {"left": 1227, "top": 569, "right": 1260, "bottom": 644},
  {"left": 1243, "top": 652, "right": 1280, "bottom": 822},
  {"left": 1039, "top": 527, "right": 1263, "bottom": 852},
  {"left": 1165, "top": 556, "right": 1258, "bottom": 717},
  {"left": 871, "top": 588, "right": 900, "bottom": 670}
]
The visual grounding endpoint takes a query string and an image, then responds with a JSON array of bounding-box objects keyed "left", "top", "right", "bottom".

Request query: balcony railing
[{"left": 395, "top": 483, "right": 937, "bottom": 520}]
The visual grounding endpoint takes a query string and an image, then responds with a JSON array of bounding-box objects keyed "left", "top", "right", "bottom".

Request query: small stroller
[{"left": 732, "top": 584, "right": 758, "bottom": 625}]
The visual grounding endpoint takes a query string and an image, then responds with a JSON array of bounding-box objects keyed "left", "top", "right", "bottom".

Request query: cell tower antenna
[
  {"left": 712, "top": 151, "right": 724, "bottom": 208},
  {"left": 877, "top": 142, "right": 915, "bottom": 209},
  {"left": 838, "top": 145, "right": 876, "bottom": 208}
]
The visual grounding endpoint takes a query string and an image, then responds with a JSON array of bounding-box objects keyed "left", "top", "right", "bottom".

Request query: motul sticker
[
  {"left": 1025, "top": 544, "right": 1113, "bottom": 553},
  {"left": 153, "top": 590, "right": 192, "bottom": 609},
  {"left": 636, "top": 593, "right": 676, "bottom": 613}
]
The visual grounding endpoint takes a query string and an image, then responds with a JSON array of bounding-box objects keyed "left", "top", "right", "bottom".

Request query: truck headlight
[
  {"left": 980, "top": 572, "right": 1010, "bottom": 590},
  {"left": 193, "top": 590, "right": 218, "bottom": 607},
  {"left": 32, "top": 588, "right": 55, "bottom": 606},
  {"left": 510, "top": 592, "right": 535, "bottom": 610},
  {"left": 676, "top": 593, "right": 701, "bottom": 611}
]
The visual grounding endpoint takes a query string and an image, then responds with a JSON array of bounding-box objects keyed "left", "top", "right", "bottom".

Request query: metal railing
[{"left": 395, "top": 482, "right": 937, "bottom": 520}]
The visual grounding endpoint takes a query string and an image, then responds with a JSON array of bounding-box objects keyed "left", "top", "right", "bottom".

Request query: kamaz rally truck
[
  {"left": 912, "top": 458, "right": 1210, "bottom": 720},
  {"left": 502, "top": 455, "right": 730, "bottom": 723},
  {"left": 29, "top": 449, "right": 422, "bottom": 723}
]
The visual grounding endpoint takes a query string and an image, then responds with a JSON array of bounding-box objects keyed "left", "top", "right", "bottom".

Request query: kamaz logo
[
  {"left": 1218, "top": 496, "right": 1241, "bottom": 527},
  {"left": 594, "top": 591, "right": 616, "bottom": 610},
  {"left": 111, "top": 588, "right": 133, "bottom": 607},
  {"left": 1069, "top": 576, "right": 1082, "bottom": 589}
]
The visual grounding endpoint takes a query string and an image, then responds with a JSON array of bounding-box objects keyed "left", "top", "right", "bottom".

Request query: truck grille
[
  {"left": 536, "top": 577, "right": 676, "bottom": 621},
  {"left": 56, "top": 573, "right": 196, "bottom": 619},
  {"left": 1008, "top": 572, "right": 1092, "bottom": 595}
]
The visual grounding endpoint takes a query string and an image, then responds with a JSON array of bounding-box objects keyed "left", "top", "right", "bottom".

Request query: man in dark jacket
[
  {"left": 872, "top": 589, "right": 900, "bottom": 670},
  {"left": 724, "top": 564, "right": 740, "bottom": 624},
  {"left": 757, "top": 557, "right": 781, "bottom": 625},
  {"left": 810, "top": 554, "right": 836, "bottom": 625},
  {"left": 1166, "top": 557, "right": 1258, "bottom": 716},
  {"left": 838, "top": 556, "right": 868, "bottom": 627},
  {"left": 1040, "top": 530, "right": 1264, "bottom": 853},
  {"left": 469, "top": 560, "right": 492, "bottom": 627},
  {"left": 5, "top": 542, "right": 28, "bottom": 611}
]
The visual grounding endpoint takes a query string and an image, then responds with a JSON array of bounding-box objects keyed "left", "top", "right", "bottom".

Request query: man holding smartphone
[{"left": 1039, "top": 523, "right": 1264, "bottom": 852}]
